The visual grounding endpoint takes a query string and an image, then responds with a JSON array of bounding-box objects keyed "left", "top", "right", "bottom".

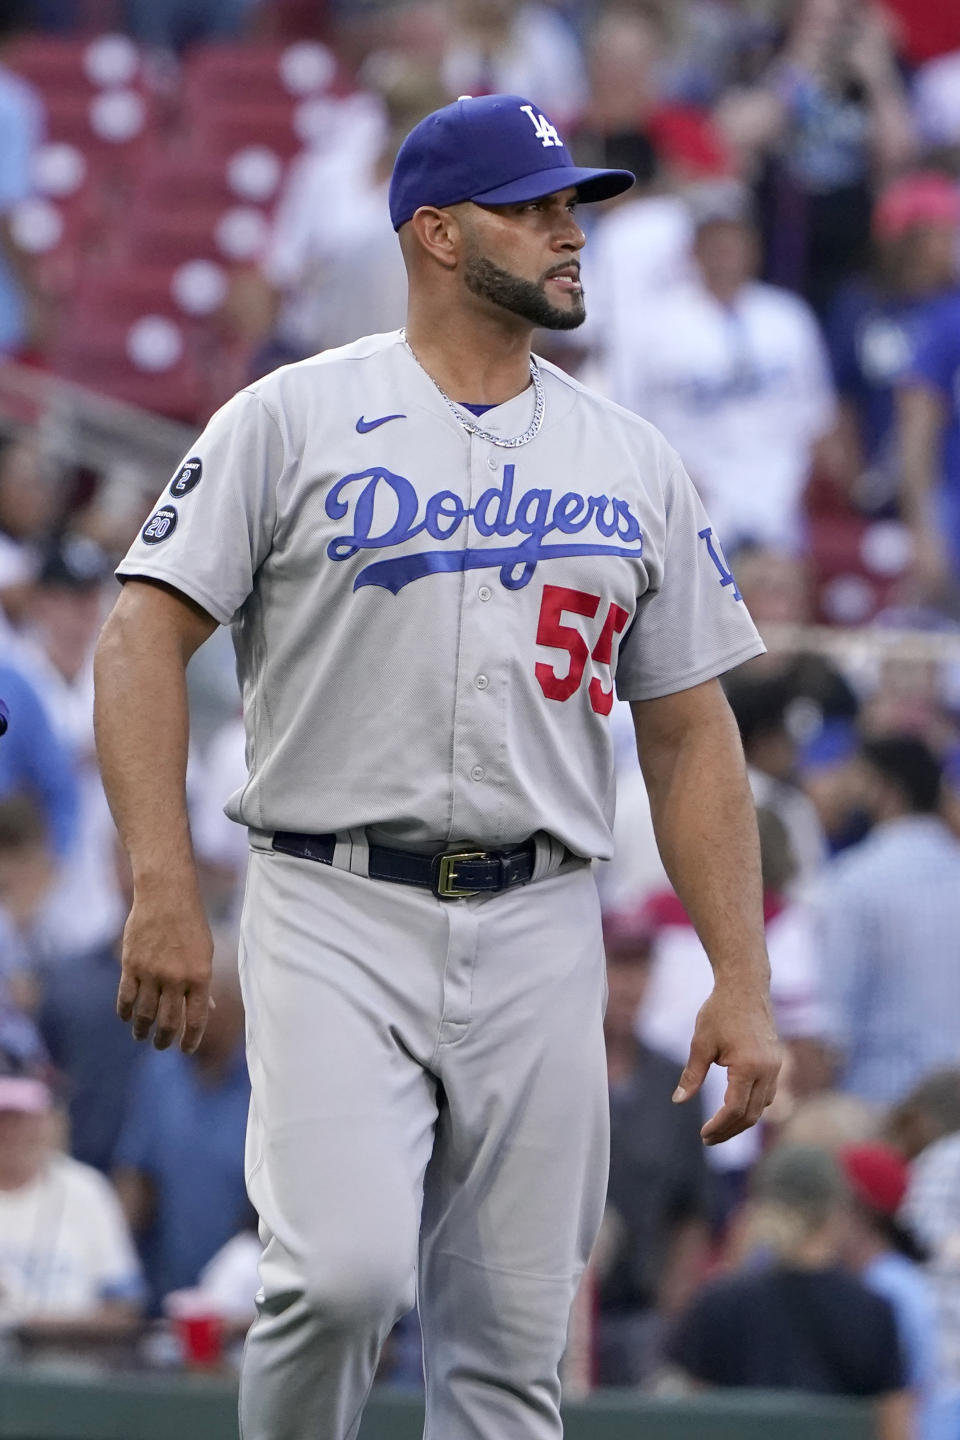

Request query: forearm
[
  {"left": 633, "top": 686, "right": 769, "bottom": 990},
  {"left": 93, "top": 589, "right": 203, "bottom": 892}
]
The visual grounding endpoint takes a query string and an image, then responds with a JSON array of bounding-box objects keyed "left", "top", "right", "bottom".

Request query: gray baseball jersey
[{"left": 118, "top": 329, "right": 763, "bottom": 859}]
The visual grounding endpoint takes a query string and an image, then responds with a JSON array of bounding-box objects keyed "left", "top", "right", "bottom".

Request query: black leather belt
[{"left": 271, "top": 832, "right": 537, "bottom": 899}]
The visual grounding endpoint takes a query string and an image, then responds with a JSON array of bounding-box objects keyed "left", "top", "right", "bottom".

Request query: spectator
[
  {"left": 112, "top": 934, "right": 249, "bottom": 1309},
  {"left": 726, "top": 671, "right": 828, "bottom": 882},
  {"left": 638, "top": 804, "right": 832, "bottom": 1208},
  {"left": 912, "top": 49, "right": 960, "bottom": 153},
  {"left": 777, "top": 1090, "right": 881, "bottom": 1152},
  {"left": 35, "top": 834, "right": 142, "bottom": 1175},
  {"left": 902, "top": 1129, "right": 960, "bottom": 1438},
  {"left": 0, "top": 0, "right": 43, "bottom": 359},
  {"left": 839, "top": 1143, "right": 940, "bottom": 1440},
  {"left": 0, "top": 668, "right": 76, "bottom": 860},
  {"left": 826, "top": 173, "right": 960, "bottom": 518},
  {"left": 0, "top": 434, "right": 61, "bottom": 640},
  {"left": 0, "top": 794, "right": 54, "bottom": 984},
  {"left": 0, "top": 798, "right": 50, "bottom": 1073},
  {"left": 611, "top": 181, "right": 837, "bottom": 553},
  {"left": 897, "top": 232, "right": 960, "bottom": 606},
  {"left": 0, "top": 1048, "right": 144, "bottom": 1331},
  {"left": 887, "top": 1069, "right": 960, "bottom": 1163},
  {"left": 595, "top": 909, "right": 711, "bottom": 1387},
  {"left": 576, "top": 5, "right": 731, "bottom": 181},
  {"left": 668, "top": 1144, "right": 911, "bottom": 1435},
  {"left": 236, "top": 59, "right": 448, "bottom": 368},
  {"left": 124, "top": 0, "right": 264, "bottom": 53},
  {"left": 13, "top": 535, "right": 124, "bottom": 957},
  {"left": 755, "top": 0, "right": 916, "bottom": 313},
  {"left": 816, "top": 735, "right": 960, "bottom": 1106},
  {"left": 440, "top": 0, "right": 587, "bottom": 132},
  {"left": 189, "top": 713, "right": 248, "bottom": 922}
]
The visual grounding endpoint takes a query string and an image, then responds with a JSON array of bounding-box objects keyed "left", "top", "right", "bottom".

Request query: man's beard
[{"left": 463, "top": 251, "right": 586, "bottom": 331}]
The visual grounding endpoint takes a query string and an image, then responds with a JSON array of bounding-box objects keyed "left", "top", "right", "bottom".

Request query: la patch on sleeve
[
  {"left": 141, "top": 505, "right": 178, "bottom": 544},
  {"left": 170, "top": 456, "right": 202, "bottom": 497}
]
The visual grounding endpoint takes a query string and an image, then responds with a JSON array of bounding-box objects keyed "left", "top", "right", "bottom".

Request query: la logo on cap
[{"left": 520, "top": 104, "right": 563, "bottom": 149}]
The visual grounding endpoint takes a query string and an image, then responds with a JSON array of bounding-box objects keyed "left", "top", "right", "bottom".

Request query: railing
[
  {"left": 0, "top": 1369, "right": 873, "bottom": 1440},
  {"left": 0, "top": 359, "right": 195, "bottom": 492}
]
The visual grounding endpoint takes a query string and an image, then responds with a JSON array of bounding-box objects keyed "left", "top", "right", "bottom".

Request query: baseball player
[{"left": 94, "top": 95, "right": 781, "bottom": 1440}]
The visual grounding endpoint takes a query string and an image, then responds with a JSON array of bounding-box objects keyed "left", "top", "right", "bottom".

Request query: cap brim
[{"left": 472, "top": 165, "right": 634, "bottom": 208}]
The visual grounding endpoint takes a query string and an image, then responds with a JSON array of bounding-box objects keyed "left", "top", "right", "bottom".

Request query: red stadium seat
[
  {"left": 71, "top": 259, "right": 230, "bottom": 329},
  {"left": 39, "top": 89, "right": 155, "bottom": 185},
  {"left": 182, "top": 40, "right": 339, "bottom": 110},
  {"left": 120, "top": 200, "right": 271, "bottom": 269},
  {"left": 6, "top": 33, "right": 146, "bottom": 96},
  {"left": 187, "top": 100, "right": 306, "bottom": 163},
  {"left": 52, "top": 315, "right": 207, "bottom": 422},
  {"left": 133, "top": 144, "right": 286, "bottom": 216}
]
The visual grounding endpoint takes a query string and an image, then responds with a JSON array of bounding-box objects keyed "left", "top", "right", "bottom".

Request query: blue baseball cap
[{"left": 389, "top": 93, "right": 634, "bottom": 231}]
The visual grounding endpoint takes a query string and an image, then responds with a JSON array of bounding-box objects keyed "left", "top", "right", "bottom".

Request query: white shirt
[
  {"left": 0, "top": 1153, "right": 143, "bottom": 1320},
  {"left": 582, "top": 194, "right": 694, "bottom": 399},
  {"left": 613, "top": 279, "right": 836, "bottom": 551},
  {"left": 264, "top": 147, "right": 406, "bottom": 355}
]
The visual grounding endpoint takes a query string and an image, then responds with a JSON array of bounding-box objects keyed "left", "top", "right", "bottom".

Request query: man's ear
[{"left": 408, "top": 205, "right": 462, "bottom": 270}]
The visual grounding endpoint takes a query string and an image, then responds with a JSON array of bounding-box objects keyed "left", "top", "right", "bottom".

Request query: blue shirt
[
  {"left": 826, "top": 281, "right": 957, "bottom": 475},
  {"left": 0, "top": 67, "right": 42, "bottom": 353},
  {"left": 906, "top": 290, "right": 960, "bottom": 567},
  {"left": 112, "top": 1043, "right": 250, "bottom": 1306},
  {"left": 864, "top": 1252, "right": 938, "bottom": 1438},
  {"left": 817, "top": 815, "right": 960, "bottom": 1104},
  {"left": 0, "top": 662, "right": 78, "bottom": 855},
  {"left": 37, "top": 940, "right": 142, "bottom": 1174}
]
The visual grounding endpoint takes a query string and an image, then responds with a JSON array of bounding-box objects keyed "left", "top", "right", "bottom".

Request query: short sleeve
[
  {"left": 615, "top": 457, "right": 764, "bottom": 701},
  {"left": 116, "top": 388, "right": 281, "bottom": 625}
]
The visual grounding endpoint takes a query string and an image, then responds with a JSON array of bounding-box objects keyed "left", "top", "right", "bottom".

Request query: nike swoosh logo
[{"left": 356, "top": 413, "right": 406, "bottom": 433}]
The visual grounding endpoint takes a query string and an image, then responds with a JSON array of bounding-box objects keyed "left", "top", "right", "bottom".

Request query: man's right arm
[{"left": 93, "top": 578, "right": 218, "bottom": 1053}]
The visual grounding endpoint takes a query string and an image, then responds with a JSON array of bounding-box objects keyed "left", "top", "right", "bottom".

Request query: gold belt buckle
[{"left": 435, "top": 850, "right": 486, "bottom": 899}]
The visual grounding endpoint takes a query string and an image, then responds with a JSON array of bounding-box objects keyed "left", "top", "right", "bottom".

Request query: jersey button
[
  {"left": 470, "top": 765, "right": 485, "bottom": 782},
  {"left": 478, "top": 585, "right": 492, "bottom": 602},
  {"left": 486, "top": 455, "right": 498, "bottom": 470},
  {"left": 475, "top": 674, "right": 489, "bottom": 690}
]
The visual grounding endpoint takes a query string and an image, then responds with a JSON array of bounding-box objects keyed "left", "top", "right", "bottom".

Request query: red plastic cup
[
  {"left": 175, "top": 1311, "right": 224, "bottom": 1369},
  {"left": 164, "top": 1290, "right": 225, "bottom": 1370}
]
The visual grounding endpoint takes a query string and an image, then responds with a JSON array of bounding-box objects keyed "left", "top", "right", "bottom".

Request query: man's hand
[
  {"left": 117, "top": 887, "right": 214, "bottom": 1054},
  {"left": 673, "top": 985, "right": 781, "bottom": 1146}
]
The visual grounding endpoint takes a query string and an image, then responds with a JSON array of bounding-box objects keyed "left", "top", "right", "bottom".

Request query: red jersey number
[{"left": 534, "top": 584, "right": 629, "bottom": 716}]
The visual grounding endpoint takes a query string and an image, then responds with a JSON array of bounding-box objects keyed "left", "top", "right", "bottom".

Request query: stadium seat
[
  {"left": 39, "top": 89, "right": 155, "bottom": 184},
  {"left": 186, "top": 100, "right": 306, "bottom": 163},
  {"left": 182, "top": 40, "right": 339, "bottom": 110},
  {"left": 119, "top": 200, "right": 270, "bottom": 269},
  {"left": 70, "top": 259, "right": 229, "bottom": 330},
  {"left": 51, "top": 315, "right": 207, "bottom": 422},
  {"left": 6, "top": 33, "right": 145, "bottom": 96},
  {"left": 133, "top": 145, "right": 285, "bottom": 216}
]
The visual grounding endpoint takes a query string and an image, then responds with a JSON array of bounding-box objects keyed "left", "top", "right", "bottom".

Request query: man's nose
[{"left": 553, "top": 211, "right": 586, "bottom": 251}]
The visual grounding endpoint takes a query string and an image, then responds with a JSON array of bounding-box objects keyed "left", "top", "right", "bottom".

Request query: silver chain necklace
[{"left": 400, "top": 329, "right": 545, "bottom": 449}]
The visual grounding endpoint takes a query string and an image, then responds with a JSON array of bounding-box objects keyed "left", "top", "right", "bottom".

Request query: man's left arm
[{"left": 631, "top": 679, "right": 781, "bottom": 1145}]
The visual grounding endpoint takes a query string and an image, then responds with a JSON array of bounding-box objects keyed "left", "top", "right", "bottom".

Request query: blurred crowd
[{"left": 4, "top": 0, "right": 960, "bottom": 1435}]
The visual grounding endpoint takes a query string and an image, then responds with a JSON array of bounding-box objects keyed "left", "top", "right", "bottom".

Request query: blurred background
[{"left": 4, "top": 0, "right": 960, "bottom": 1436}]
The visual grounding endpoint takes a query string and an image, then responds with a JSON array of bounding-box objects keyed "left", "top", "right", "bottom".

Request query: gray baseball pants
[{"left": 237, "top": 838, "right": 609, "bottom": 1440}]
